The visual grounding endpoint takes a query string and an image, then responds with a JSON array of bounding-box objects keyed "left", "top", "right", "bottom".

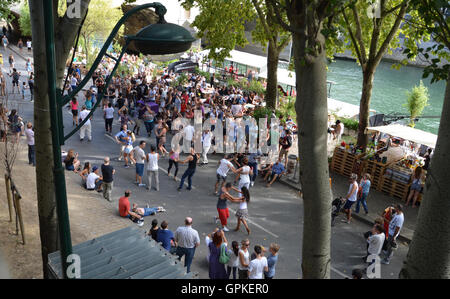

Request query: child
[
  {"left": 264, "top": 243, "right": 280, "bottom": 279},
  {"left": 21, "top": 81, "right": 28, "bottom": 100}
]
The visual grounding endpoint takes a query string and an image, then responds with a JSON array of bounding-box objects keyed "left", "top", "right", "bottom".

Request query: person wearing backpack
[
  {"left": 208, "top": 229, "right": 228, "bottom": 279},
  {"left": 9, "top": 68, "right": 20, "bottom": 94}
]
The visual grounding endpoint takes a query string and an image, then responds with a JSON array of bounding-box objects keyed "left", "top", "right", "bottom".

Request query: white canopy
[
  {"left": 259, "top": 68, "right": 295, "bottom": 87},
  {"left": 366, "top": 124, "right": 437, "bottom": 148},
  {"left": 199, "top": 49, "right": 267, "bottom": 71}
]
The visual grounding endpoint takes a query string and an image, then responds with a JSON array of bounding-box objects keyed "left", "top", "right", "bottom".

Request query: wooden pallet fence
[{"left": 330, "top": 147, "right": 362, "bottom": 178}]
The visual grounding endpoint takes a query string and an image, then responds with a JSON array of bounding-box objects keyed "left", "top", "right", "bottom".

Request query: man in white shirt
[
  {"left": 248, "top": 245, "right": 268, "bottom": 279},
  {"left": 366, "top": 224, "right": 385, "bottom": 264},
  {"left": 214, "top": 155, "right": 237, "bottom": 195},
  {"left": 79, "top": 105, "right": 92, "bottom": 142},
  {"left": 201, "top": 129, "right": 212, "bottom": 165},
  {"left": 382, "top": 204, "right": 404, "bottom": 264},
  {"left": 104, "top": 102, "right": 115, "bottom": 134},
  {"left": 183, "top": 123, "right": 195, "bottom": 153},
  {"left": 86, "top": 166, "right": 103, "bottom": 191}
]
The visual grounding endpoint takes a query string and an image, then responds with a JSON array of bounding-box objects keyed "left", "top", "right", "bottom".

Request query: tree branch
[
  {"left": 373, "top": 0, "right": 409, "bottom": 65},
  {"left": 252, "top": 0, "right": 275, "bottom": 45},
  {"left": 277, "top": 34, "right": 291, "bottom": 52},
  {"left": 267, "top": 0, "right": 302, "bottom": 34},
  {"left": 341, "top": 8, "right": 364, "bottom": 65},
  {"left": 351, "top": 3, "right": 367, "bottom": 63}
]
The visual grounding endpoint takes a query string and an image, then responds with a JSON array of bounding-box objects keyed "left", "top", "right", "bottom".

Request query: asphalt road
[{"left": 2, "top": 47, "right": 409, "bottom": 279}]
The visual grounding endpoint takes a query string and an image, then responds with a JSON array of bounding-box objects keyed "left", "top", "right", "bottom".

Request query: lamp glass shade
[{"left": 129, "top": 23, "right": 196, "bottom": 55}]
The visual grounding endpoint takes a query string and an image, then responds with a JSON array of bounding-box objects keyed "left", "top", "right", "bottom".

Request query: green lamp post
[{"left": 41, "top": 0, "right": 195, "bottom": 278}]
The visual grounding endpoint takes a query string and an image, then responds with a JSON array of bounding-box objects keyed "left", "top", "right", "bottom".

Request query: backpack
[{"left": 219, "top": 243, "right": 230, "bottom": 264}]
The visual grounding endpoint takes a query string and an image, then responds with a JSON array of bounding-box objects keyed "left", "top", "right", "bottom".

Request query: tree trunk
[
  {"left": 265, "top": 40, "right": 279, "bottom": 109},
  {"left": 356, "top": 66, "right": 375, "bottom": 150},
  {"left": 399, "top": 76, "right": 450, "bottom": 279},
  {"left": 292, "top": 32, "right": 332, "bottom": 279},
  {"left": 29, "top": 0, "right": 59, "bottom": 279}
]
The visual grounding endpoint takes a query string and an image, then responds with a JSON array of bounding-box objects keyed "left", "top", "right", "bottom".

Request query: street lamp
[{"left": 42, "top": 1, "right": 195, "bottom": 278}]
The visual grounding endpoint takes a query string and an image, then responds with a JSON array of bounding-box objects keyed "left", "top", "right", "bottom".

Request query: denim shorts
[
  {"left": 66, "top": 165, "right": 75, "bottom": 171},
  {"left": 216, "top": 173, "right": 227, "bottom": 182},
  {"left": 136, "top": 163, "right": 144, "bottom": 177},
  {"left": 411, "top": 182, "right": 422, "bottom": 191},
  {"left": 343, "top": 200, "right": 355, "bottom": 210}
]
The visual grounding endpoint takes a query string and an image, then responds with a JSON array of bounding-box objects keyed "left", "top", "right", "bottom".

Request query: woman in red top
[
  {"left": 70, "top": 98, "right": 79, "bottom": 126},
  {"left": 382, "top": 206, "right": 393, "bottom": 238}
]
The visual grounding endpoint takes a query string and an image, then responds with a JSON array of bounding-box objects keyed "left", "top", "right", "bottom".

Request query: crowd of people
[
  {"left": 339, "top": 172, "right": 405, "bottom": 274},
  {"left": 1, "top": 34, "right": 34, "bottom": 102},
  {"left": 58, "top": 50, "right": 292, "bottom": 278}
]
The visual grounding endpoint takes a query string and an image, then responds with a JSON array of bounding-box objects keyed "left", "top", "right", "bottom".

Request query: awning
[
  {"left": 365, "top": 124, "right": 437, "bottom": 148},
  {"left": 259, "top": 68, "right": 295, "bottom": 87},
  {"left": 199, "top": 49, "right": 267, "bottom": 71},
  {"left": 48, "top": 226, "right": 197, "bottom": 279}
]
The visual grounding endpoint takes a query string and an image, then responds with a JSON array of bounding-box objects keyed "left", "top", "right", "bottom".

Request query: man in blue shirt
[
  {"left": 355, "top": 173, "right": 371, "bottom": 214},
  {"left": 264, "top": 158, "right": 286, "bottom": 187},
  {"left": 156, "top": 221, "right": 176, "bottom": 253},
  {"left": 114, "top": 124, "right": 129, "bottom": 161},
  {"left": 264, "top": 243, "right": 280, "bottom": 279}
]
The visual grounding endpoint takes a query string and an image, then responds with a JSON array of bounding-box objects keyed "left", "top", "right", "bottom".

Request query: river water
[{"left": 327, "top": 59, "right": 446, "bottom": 134}]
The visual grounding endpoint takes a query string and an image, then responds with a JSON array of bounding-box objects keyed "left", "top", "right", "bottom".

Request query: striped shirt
[{"left": 174, "top": 226, "right": 200, "bottom": 249}]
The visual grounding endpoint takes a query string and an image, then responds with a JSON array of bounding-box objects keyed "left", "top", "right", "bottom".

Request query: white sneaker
[
  {"left": 223, "top": 226, "right": 229, "bottom": 232},
  {"left": 250, "top": 182, "right": 254, "bottom": 187}
]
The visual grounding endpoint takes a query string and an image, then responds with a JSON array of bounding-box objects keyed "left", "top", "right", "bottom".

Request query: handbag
[{"left": 219, "top": 243, "right": 230, "bottom": 264}]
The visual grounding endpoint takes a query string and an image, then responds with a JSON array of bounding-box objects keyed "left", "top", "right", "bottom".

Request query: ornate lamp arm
[
  {"left": 63, "top": 40, "right": 131, "bottom": 142},
  {"left": 61, "top": 2, "right": 167, "bottom": 106}
]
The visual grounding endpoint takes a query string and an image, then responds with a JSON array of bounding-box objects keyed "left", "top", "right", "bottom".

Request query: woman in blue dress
[{"left": 208, "top": 230, "right": 228, "bottom": 279}]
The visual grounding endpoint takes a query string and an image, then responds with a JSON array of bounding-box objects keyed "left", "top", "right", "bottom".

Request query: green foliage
[
  {"left": 226, "top": 78, "right": 266, "bottom": 96},
  {"left": 155, "top": 59, "right": 178, "bottom": 69},
  {"left": 227, "top": 78, "right": 241, "bottom": 89},
  {"left": 403, "top": 81, "right": 429, "bottom": 127},
  {"left": 279, "top": 96, "right": 296, "bottom": 121},
  {"left": 18, "top": 1, "right": 31, "bottom": 37},
  {"left": 335, "top": 0, "right": 412, "bottom": 65},
  {"left": 247, "top": 80, "right": 265, "bottom": 96},
  {"left": 171, "top": 73, "right": 189, "bottom": 88},
  {"left": 193, "top": 67, "right": 211, "bottom": 81},
  {"left": 79, "top": 0, "right": 123, "bottom": 64},
  {"left": 0, "top": 0, "right": 19, "bottom": 21},
  {"left": 252, "top": 106, "right": 282, "bottom": 123},
  {"left": 402, "top": 0, "right": 450, "bottom": 83},
  {"left": 340, "top": 118, "right": 359, "bottom": 131},
  {"left": 181, "top": 0, "right": 255, "bottom": 63}
]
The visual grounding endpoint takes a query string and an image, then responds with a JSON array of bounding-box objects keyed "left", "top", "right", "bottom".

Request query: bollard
[
  {"left": 4, "top": 174, "right": 13, "bottom": 222},
  {"left": 14, "top": 193, "right": 25, "bottom": 245}
]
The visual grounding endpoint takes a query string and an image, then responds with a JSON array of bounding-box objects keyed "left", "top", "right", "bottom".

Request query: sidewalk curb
[
  {"left": 7, "top": 45, "right": 29, "bottom": 62},
  {"left": 279, "top": 175, "right": 413, "bottom": 244}
]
